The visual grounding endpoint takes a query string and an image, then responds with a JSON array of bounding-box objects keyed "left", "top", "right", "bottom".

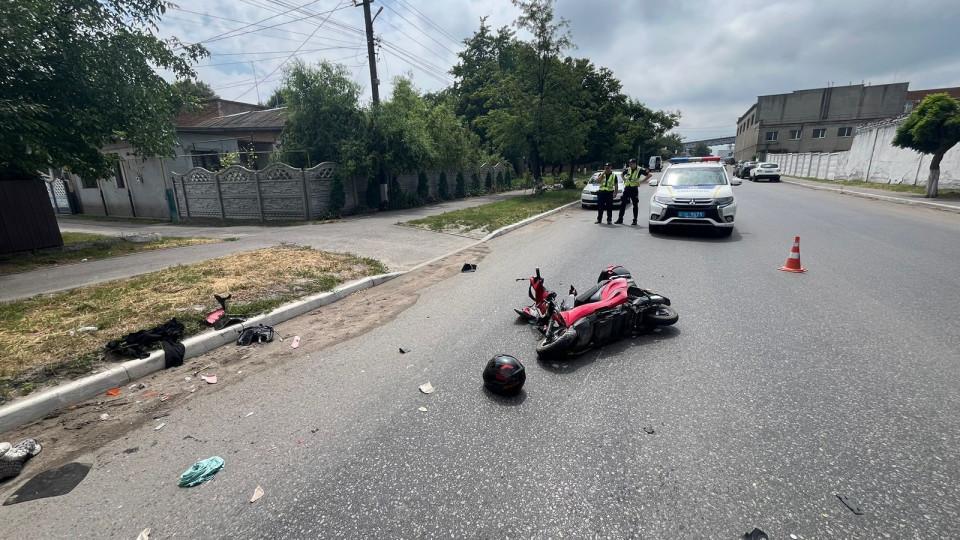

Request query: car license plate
[{"left": 679, "top": 211, "right": 705, "bottom": 218}]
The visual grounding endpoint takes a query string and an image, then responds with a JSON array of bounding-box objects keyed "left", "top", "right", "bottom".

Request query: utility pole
[{"left": 357, "top": 0, "right": 388, "bottom": 206}]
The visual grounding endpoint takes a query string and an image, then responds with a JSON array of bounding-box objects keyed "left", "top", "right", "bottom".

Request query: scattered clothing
[
  {"left": 178, "top": 456, "right": 225, "bottom": 487},
  {"left": 0, "top": 439, "right": 42, "bottom": 481},
  {"left": 106, "top": 318, "right": 185, "bottom": 359}
]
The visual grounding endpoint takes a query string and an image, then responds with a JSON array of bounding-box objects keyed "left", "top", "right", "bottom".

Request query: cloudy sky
[{"left": 156, "top": 0, "right": 960, "bottom": 141}]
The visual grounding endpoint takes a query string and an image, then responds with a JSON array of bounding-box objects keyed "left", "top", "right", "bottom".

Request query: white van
[{"left": 649, "top": 156, "right": 662, "bottom": 172}]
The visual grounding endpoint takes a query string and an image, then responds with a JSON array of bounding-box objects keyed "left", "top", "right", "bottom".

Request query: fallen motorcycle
[{"left": 516, "top": 266, "right": 678, "bottom": 358}]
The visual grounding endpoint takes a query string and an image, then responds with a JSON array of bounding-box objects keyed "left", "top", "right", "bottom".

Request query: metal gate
[{"left": 45, "top": 178, "right": 73, "bottom": 214}]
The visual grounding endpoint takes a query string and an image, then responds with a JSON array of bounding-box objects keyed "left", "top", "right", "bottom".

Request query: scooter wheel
[
  {"left": 644, "top": 305, "right": 678, "bottom": 326},
  {"left": 536, "top": 327, "right": 577, "bottom": 359}
]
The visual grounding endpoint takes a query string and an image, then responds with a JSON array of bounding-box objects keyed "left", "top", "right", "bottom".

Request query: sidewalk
[
  {"left": 0, "top": 190, "right": 535, "bottom": 303},
  {"left": 780, "top": 176, "right": 960, "bottom": 214}
]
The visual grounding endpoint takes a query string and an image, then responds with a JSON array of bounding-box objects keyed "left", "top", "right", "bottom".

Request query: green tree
[
  {"left": 470, "top": 171, "right": 482, "bottom": 194},
  {"left": 174, "top": 79, "right": 218, "bottom": 102},
  {"left": 893, "top": 93, "right": 960, "bottom": 198},
  {"left": 692, "top": 142, "right": 712, "bottom": 157},
  {"left": 416, "top": 171, "right": 430, "bottom": 201},
  {"left": 0, "top": 0, "right": 207, "bottom": 181},
  {"left": 438, "top": 171, "right": 450, "bottom": 200},
  {"left": 277, "top": 60, "right": 364, "bottom": 168},
  {"left": 485, "top": 170, "right": 494, "bottom": 192},
  {"left": 496, "top": 170, "right": 505, "bottom": 190},
  {"left": 328, "top": 175, "right": 346, "bottom": 216},
  {"left": 264, "top": 88, "right": 285, "bottom": 108},
  {"left": 455, "top": 171, "right": 467, "bottom": 198}
]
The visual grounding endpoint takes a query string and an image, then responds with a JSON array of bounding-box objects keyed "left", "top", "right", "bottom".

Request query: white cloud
[{"left": 155, "top": 0, "right": 960, "bottom": 141}]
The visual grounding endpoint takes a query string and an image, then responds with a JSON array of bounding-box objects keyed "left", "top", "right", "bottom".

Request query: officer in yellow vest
[
  {"left": 615, "top": 158, "right": 652, "bottom": 225},
  {"left": 595, "top": 162, "right": 619, "bottom": 224}
]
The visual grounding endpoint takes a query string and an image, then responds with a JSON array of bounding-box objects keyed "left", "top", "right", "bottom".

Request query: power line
[
  {"left": 177, "top": 0, "right": 332, "bottom": 47},
  {"left": 233, "top": 0, "right": 346, "bottom": 101},
  {"left": 390, "top": 0, "right": 459, "bottom": 45},
  {"left": 377, "top": 17, "right": 455, "bottom": 66},
  {"left": 164, "top": 13, "right": 362, "bottom": 50},
  {"left": 195, "top": 46, "right": 362, "bottom": 67},
  {"left": 380, "top": 3, "right": 459, "bottom": 56},
  {"left": 173, "top": 7, "right": 361, "bottom": 46}
]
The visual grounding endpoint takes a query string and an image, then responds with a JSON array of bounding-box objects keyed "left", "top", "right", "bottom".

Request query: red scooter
[{"left": 516, "top": 266, "right": 678, "bottom": 358}]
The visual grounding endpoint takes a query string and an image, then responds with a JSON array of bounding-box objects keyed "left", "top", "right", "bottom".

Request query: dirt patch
[
  {"left": 0, "top": 245, "right": 490, "bottom": 489},
  {"left": 0, "top": 245, "right": 387, "bottom": 403}
]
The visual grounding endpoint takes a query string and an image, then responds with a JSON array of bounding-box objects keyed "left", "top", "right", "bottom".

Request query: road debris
[
  {"left": 99, "top": 413, "right": 110, "bottom": 421},
  {"left": 178, "top": 456, "right": 225, "bottom": 487},
  {"left": 461, "top": 263, "right": 477, "bottom": 272},
  {"left": 154, "top": 423, "right": 166, "bottom": 431},
  {"left": 837, "top": 494, "right": 864, "bottom": 515},
  {"left": 742, "top": 528, "right": 769, "bottom": 540},
  {"left": 399, "top": 347, "right": 409, "bottom": 354},
  {"left": 643, "top": 427, "right": 655, "bottom": 435},
  {"left": 201, "top": 374, "right": 218, "bottom": 384},
  {"left": 291, "top": 336, "right": 300, "bottom": 349},
  {"left": 418, "top": 382, "right": 435, "bottom": 394},
  {"left": 237, "top": 324, "right": 274, "bottom": 346},
  {"left": 245, "top": 412, "right": 254, "bottom": 418},
  {"left": 250, "top": 485, "right": 264, "bottom": 503},
  {"left": 0, "top": 439, "right": 42, "bottom": 481},
  {"left": 418, "top": 407, "right": 428, "bottom": 412},
  {"left": 136, "top": 528, "right": 151, "bottom": 540},
  {"left": 105, "top": 388, "right": 120, "bottom": 396},
  {"left": 141, "top": 391, "right": 156, "bottom": 398}
]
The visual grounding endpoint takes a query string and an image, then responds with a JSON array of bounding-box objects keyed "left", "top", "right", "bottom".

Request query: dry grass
[
  {"left": 0, "top": 244, "right": 387, "bottom": 402},
  {"left": 0, "top": 232, "right": 225, "bottom": 276}
]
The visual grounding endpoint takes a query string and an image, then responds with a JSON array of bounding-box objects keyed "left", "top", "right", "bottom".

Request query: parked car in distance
[
  {"left": 581, "top": 170, "right": 625, "bottom": 208},
  {"left": 750, "top": 162, "right": 781, "bottom": 182},
  {"left": 733, "top": 161, "right": 745, "bottom": 176},
  {"left": 649, "top": 156, "right": 662, "bottom": 172},
  {"left": 738, "top": 161, "right": 758, "bottom": 178}
]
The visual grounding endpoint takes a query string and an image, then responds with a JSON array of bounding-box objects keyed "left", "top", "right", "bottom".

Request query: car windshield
[
  {"left": 660, "top": 168, "right": 727, "bottom": 186},
  {"left": 761, "top": 163, "right": 779, "bottom": 168}
]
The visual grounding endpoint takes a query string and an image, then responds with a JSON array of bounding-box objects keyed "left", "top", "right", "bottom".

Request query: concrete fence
[
  {"left": 172, "top": 162, "right": 512, "bottom": 221},
  {"left": 769, "top": 117, "right": 959, "bottom": 188}
]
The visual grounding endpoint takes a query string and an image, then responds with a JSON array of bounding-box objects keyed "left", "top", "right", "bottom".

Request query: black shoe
[
  {"left": 631, "top": 220, "right": 638, "bottom": 226},
  {"left": 614, "top": 219, "right": 623, "bottom": 225},
  {"left": 607, "top": 219, "right": 612, "bottom": 224},
  {"left": 595, "top": 219, "right": 601, "bottom": 224}
]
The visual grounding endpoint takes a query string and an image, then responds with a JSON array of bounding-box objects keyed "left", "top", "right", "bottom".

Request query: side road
[
  {"left": 0, "top": 190, "right": 533, "bottom": 303},
  {"left": 779, "top": 176, "right": 960, "bottom": 214}
]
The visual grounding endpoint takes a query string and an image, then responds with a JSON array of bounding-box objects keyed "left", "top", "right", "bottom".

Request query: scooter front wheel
[
  {"left": 536, "top": 327, "right": 577, "bottom": 359},
  {"left": 644, "top": 304, "right": 678, "bottom": 326}
]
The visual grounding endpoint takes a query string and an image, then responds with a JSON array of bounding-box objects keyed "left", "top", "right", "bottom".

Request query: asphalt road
[{"left": 4, "top": 179, "right": 959, "bottom": 538}]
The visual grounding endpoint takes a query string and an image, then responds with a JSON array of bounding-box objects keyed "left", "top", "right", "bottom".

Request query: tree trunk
[
  {"left": 926, "top": 151, "right": 944, "bottom": 198},
  {"left": 568, "top": 156, "right": 575, "bottom": 181},
  {"left": 529, "top": 146, "right": 542, "bottom": 182}
]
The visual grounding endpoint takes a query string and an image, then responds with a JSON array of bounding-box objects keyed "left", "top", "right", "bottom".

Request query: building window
[
  {"left": 812, "top": 128, "right": 826, "bottom": 139},
  {"left": 789, "top": 130, "right": 802, "bottom": 140},
  {"left": 838, "top": 127, "right": 852, "bottom": 137},
  {"left": 80, "top": 175, "right": 97, "bottom": 189},
  {"left": 114, "top": 162, "right": 126, "bottom": 189},
  {"left": 765, "top": 131, "right": 778, "bottom": 141}
]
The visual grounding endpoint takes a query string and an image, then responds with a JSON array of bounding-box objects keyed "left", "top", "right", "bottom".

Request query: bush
[
  {"left": 416, "top": 171, "right": 429, "bottom": 201},
  {"left": 388, "top": 175, "right": 416, "bottom": 209},
  {"left": 470, "top": 172, "right": 482, "bottom": 195},
  {"left": 496, "top": 170, "right": 505, "bottom": 190},
  {"left": 455, "top": 171, "right": 466, "bottom": 198},
  {"left": 504, "top": 168, "right": 513, "bottom": 189},
  {"left": 485, "top": 171, "right": 494, "bottom": 192},
  {"left": 438, "top": 171, "right": 450, "bottom": 200},
  {"left": 365, "top": 176, "right": 381, "bottom": 208},
  {"left": 329, "top": 177, "right": 346, "bottom": 216},
  {"left": 561, "top": 176, "right": 576, "bottom": 190}
]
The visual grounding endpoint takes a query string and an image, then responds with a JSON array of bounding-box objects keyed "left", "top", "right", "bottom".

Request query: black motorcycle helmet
[
  {"left": 482, "top": 354, "right": 526, "bottom": 394},
  {"left": 598, "top": 265, "right": 632, "bottom": 282}
]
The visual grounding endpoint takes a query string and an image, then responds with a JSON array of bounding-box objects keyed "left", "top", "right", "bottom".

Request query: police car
[{"left": 647, "top": 157, "right": 742, "bottom": 237}]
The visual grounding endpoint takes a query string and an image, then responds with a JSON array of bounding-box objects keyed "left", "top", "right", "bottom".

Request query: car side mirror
[{"left": 649, "top": 179, "right": 659, "bottom": 186}]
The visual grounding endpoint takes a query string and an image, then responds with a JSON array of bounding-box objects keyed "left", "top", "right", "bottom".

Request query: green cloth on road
[{"left": 178, "top": 456, "right": 225, "bottom": 487}]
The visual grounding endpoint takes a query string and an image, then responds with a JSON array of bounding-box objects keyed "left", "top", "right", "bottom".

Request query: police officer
[
  {"left": 595, "top": 162, "right": 619, "bottom": 224},
  {"left": 615, "top": 158, "right": 652, "bottom": 225}
]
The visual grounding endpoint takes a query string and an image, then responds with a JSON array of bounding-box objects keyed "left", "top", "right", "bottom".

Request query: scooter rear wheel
[
  {"left": 644, "top": 305, "right": 678, "bottom": 326},
  {"left": 536, "top": 327, "right": 577, "bottom": 359}
]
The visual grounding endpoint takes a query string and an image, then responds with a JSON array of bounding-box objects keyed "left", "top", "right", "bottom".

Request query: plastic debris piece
[
  {"left": 81, "top": 258, "right": 88, "bottom": 262},
  {"left": 201, "top": 374, "right": 218, "bottom": 384},
  {"left": 418, "top": 382, "right": 435, "bottom": 394},
  {"left": 129, "top": 384, "right": 138, "bottom": 389},
  {"left": 137, "top": 528, "right": 151, "bottom": 540},
  {"left": 399, "top": 347, "right": 409, "bottom": 354},
  {"left": 250, "top": 485, "right": 264, "bottom": 503},
  {"left": 790, "top": 535, "right": 798, "bottom": 540},
  {"left": 418, "top": 407, "right": 427, "bottom": 412},
  {"left": 154, "top": 423, "right": 165, "bottom": 431},
  {"left": 837, "top": 494, "right": 864, "bottom": 515},
  {"left": 245, "top": 412, "right": 254, "bottom": 418},
  {"left": 160, "top": 393, "right": 172, "bottom": 402},
  {"left": 99, "top": 413, "right": 109, "bottom": 421},
  {"left": 742, "top": 528, "right": 769, "bottom": 540},
  {"left": 461, "top": 263, "right": 477, "bottom": 272},
  {"left": 105, "top": 388, "right": 120, "bottom": 397},
  {"left": 643, "top": 427, "right": 655, "bottom": 435},
  {"left": 205, "top": 308, "right": 225, "bottom": 325},
  {"left": 291, "top": 336, "right": 300, "bottom": 348},
  {"left": 184, "top": 377, "right": 191, "bottom": 381},
  {"left": 141, "top": 391, "right": 157, "bottom": 398},
  {"left": 178, "top": 456, "right": 225, "bottom": 487}
]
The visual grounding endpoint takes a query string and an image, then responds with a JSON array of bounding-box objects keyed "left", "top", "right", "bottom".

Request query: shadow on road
[
  {"left": 480, "top": 386, "right": 528, "bottom": 406},
  {"left": 649, "top": 226, "right": 743, "bottom": 243},
  {"left": 536, "top": 326, "right": 681, "bottom": 374}
]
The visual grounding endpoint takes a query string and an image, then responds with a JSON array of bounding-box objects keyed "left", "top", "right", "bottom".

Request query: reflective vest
[
  {"left": 598, "top": 172, "right": 617, "bottom": 191},
  {"left": 623, "top": 167, "right": 646, "bottom": 187}
]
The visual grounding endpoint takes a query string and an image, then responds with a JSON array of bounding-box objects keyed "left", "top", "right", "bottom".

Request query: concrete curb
[
  {"left": 0, "top": 198, "right": 579, "bottom": 434},
  {"left": 780, "top": 178, "right": 960, "bottom": 215}
]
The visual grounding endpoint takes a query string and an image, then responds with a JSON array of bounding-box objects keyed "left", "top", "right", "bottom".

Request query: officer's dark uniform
[
  {"left": 595, "top": 166, "right": 618, "bottom": 224},
  {"left": 616, "top": 160, "right": 650, "bottom": 225}
]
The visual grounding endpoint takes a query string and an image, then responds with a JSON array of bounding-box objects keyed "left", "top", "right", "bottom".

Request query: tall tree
[
  {"left": 0, "top": 0, "right": 207, "bottom": 180},
  {"left": 174, "top": 79, "right": 218, "bottom": 102},
  {"left": 276, "top": 60, "right": 364, "bottom": 168},
  {"left": 692, "top": 142, "right": 712, "bottom": 157},
  {"left": 892, "top": 93, "right": 960, "bottom": 198}
]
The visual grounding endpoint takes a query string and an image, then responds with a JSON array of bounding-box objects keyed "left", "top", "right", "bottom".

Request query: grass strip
[
  {"left": 403, "top": 189, "right": 581, "bottom": 234},
  {"left": 0, "top": 244, "right": 387, "bottom": 403},
  {"left": 0, "top": 232, "right": 226, "bottom": 276},
  {"left": 788, "top": 176, "right": 960, "bottom": 199}
]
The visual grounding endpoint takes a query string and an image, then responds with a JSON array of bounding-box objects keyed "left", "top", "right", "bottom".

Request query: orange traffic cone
[{"left": 779, "top": 236, "right": 807, "bottom": 273}]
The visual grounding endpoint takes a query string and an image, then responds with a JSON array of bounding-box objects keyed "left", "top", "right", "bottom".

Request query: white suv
[
  {"left": 648, "top": 158, "right": 741, "bottom": 237},
  {"left": 750, "top": 162, "right": 781, "bottom": 182}
]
